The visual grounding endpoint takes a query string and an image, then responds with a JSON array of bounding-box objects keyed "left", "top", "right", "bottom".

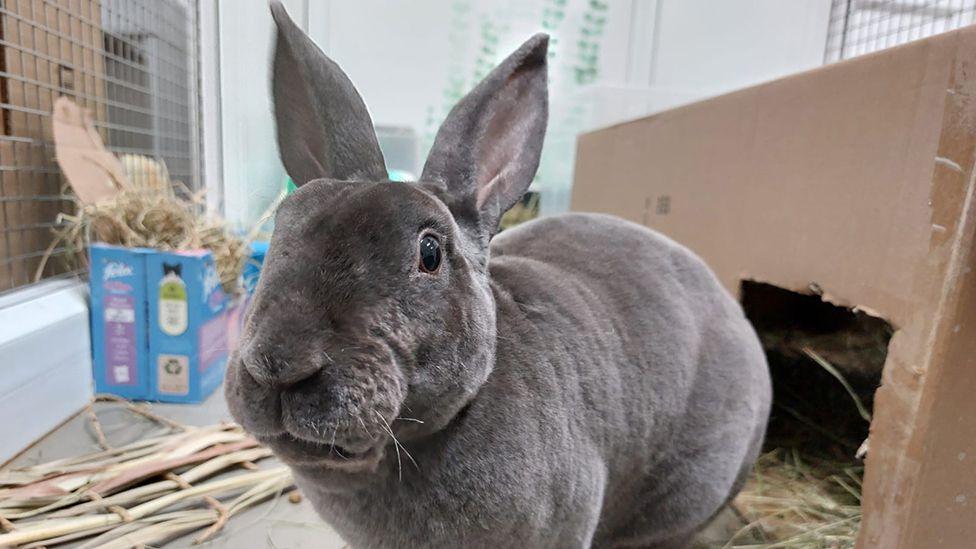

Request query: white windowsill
[{"left": 0, "top": 279, "right": 94, "bottom": 464}]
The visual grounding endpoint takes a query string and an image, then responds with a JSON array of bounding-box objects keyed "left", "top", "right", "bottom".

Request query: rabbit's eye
[{"left": 419, "top": 235, "right": 441, "bottom": 273}]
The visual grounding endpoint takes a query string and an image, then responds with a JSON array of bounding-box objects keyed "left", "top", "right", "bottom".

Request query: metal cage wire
[
  {"left": 0, "top": 0, "right": 202, "bottom": 294},
  {"left": 826, "top": 0, "right": 976, "bottom": 62}
]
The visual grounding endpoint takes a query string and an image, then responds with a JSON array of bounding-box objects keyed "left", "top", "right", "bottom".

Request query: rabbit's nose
[{"left": 240, "top": 342, "right": 322, "bottom": 388}]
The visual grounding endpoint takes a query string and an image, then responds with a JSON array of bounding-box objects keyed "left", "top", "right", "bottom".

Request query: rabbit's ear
[
  {"left": 270, "top": 1, "right": 386, "bottom": 185},
  {"left": 422, "top": 34, "right": 549, "bottom": 235}
]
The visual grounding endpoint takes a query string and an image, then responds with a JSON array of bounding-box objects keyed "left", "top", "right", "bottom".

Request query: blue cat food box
[
  {"left": 90, "top": 242, "right": 265, "bottom": 403},
  {"left": 89, "top": 245, "right": 153, "bottom": 400}
]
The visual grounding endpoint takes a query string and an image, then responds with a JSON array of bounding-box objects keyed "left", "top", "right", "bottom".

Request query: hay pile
[
  {"left": 728, "top": 449, "right": 862, "bottom": 548},
  {"left": 44, "top": 156, "right": 251, "bottom": 293},
  {"left": 719, "top": 348, "right": 872, "bottom": 548},
  {"left": 77, "top": 184, "right": 249, "bottom": 293}
]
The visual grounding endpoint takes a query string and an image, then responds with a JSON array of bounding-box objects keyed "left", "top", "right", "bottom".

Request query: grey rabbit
[{"left": 225, "top": 2, "right": 772, "bottom": 548}]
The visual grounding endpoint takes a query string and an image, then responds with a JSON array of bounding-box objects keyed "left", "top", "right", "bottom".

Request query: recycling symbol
[{"left": 164, "top": 359, "right": 183, "bottom": 375}]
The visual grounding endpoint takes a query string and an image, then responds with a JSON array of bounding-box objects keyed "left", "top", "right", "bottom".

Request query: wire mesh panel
[
  {"left": 826, "top": 0, "right": 976, "bottom": 62},
  {"left": 0, "top": 0, "right": 201, "bottom": 294}
]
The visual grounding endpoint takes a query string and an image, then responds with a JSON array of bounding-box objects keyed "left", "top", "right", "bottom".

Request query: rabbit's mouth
[{"left": 266, "top": 433, "right": 385, "bottom": 472}]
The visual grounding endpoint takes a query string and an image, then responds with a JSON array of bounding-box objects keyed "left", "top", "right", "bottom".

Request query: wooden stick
[
  {"left": 3, "top": 431, "right": 174, "bottom": 479},
  {"left": 0, "top": 514, "right": 15, "bottom": 532},
  {"left": 93, "top": 394, "right": 187, "bottom": 431},
  {"left": 74, "top": 510, "right": 215, "bottom": 549},
  {"left": 89, "top": 514, "right": 215, "bottom": 549},
  {"left": 82, "top": 476, "right": 293, "bottom": 548},
  {"left": 87, "top": 439, "right": 258, "bottom": 495},
  {"left": 49, "top": 448, "right": 272, "bottom": 518},
  {"left": 0, "top": 468, "right": 289, "bottom": 546},
  {"left": 85, "top": 400, "right": 112, "bottom": 451},
  {"left": 21, "top": 522, "right": 118, "bottom": 548}
]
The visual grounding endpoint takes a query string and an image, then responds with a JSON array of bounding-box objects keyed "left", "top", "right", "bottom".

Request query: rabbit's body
[
  {"left": 227, "top": 5, "right": 771, "bottom": 548},
  {"left": 290, "top": 213, "right": 769, "bottom": 549}
]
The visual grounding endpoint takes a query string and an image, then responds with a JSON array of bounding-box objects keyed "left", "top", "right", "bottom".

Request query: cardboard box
[
  {"left": 89, "top": 244, "right": 261, "bottom": 403},
  {"left": 88, "top": 245, "right": 152, "bottom": 399},
  {"left": 571, "top": 26, "right": 976, "bottom": 548},
  {"left": 145, "top": 250, "right": 240, "bottom": 403},
  {"left": 243, "top": 241, "right": 269, "bottom": 294}
]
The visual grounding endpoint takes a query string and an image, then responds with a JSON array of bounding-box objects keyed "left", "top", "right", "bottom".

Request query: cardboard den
[{"left": 571, "top": 26, "right": 976, "bottom": 548}]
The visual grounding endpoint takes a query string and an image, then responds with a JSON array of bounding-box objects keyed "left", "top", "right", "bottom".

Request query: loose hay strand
[{"left": 802, "top": 347, "right": 873, "bottom": 423}]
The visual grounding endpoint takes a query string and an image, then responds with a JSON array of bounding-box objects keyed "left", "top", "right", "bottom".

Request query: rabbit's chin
[{"left": 263, "top": 433, "right": 385, "bottom": 474}]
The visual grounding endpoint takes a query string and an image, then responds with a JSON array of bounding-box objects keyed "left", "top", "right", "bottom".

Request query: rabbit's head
[{"left": 225, "top": 1, "right": 548, "bottom": 484}]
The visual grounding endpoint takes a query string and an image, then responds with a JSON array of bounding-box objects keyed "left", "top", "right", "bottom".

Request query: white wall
[
  {"left": 303, "top": 0, "right": 833, "bottom": 135},
  {"left": 579, "top": 0, "right": 833, "bottom": 132},
  {"left": 217, "top": 0, "right": 304, "bottom": 228},
  {"left": 654, "top": 1, "right": 831, "bottom": 91},
  {"left": 314, "top": 2, "right": 454, "bottom": 134},
  {"left": 214, "top": 0, "right": 833, "bottom": 224}
]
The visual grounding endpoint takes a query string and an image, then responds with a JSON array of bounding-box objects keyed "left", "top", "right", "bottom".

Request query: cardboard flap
[{"left": 52, "top": 97, "right": 130, "bottom": 204}]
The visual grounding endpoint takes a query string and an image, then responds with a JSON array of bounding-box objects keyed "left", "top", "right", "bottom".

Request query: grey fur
[{"left": 225, "top": 3, "right": 772, "bottom": 548}]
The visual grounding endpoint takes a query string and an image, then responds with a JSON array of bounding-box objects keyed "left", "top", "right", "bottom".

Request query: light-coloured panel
[
  {"left": 0, "top": 281, "right": 93, "bottom": 463},
  {"left": 219, "top": 0, "right": 304, "bottom": 228},
  {"left": 217, "top": 0, "right": 833, "bottom": 222}
]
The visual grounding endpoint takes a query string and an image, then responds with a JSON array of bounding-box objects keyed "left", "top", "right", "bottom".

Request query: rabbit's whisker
[
  {"left": 358, "top": 416, "right": 374, "bottom": 438},
  {"left": 330, "top": 422, "right": 340, "bottom": 456},
  {"left": 375, "top": 411, "right": 419, "bottom": 474},
  {"left": 395, "top": 417, "right": 424, "bottom": 424},
  {"left": 380, "top": 415, "right": 402, "bottom": 481}
]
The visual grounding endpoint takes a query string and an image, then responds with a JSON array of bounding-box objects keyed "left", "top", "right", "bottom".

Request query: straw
[
  {"left": 0, "top": 399, "right": 293, "bottom": 547},
  {"left": 725, "top": 351, "right": 870, "bottom": 548}
]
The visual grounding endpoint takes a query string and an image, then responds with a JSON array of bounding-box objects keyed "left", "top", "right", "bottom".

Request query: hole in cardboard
[
  {"left": 741, "top": 281, "right": 892, "bottom": 455},
  {"left": 716, "top": 281, "right": 895, "bottom": 545}
]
